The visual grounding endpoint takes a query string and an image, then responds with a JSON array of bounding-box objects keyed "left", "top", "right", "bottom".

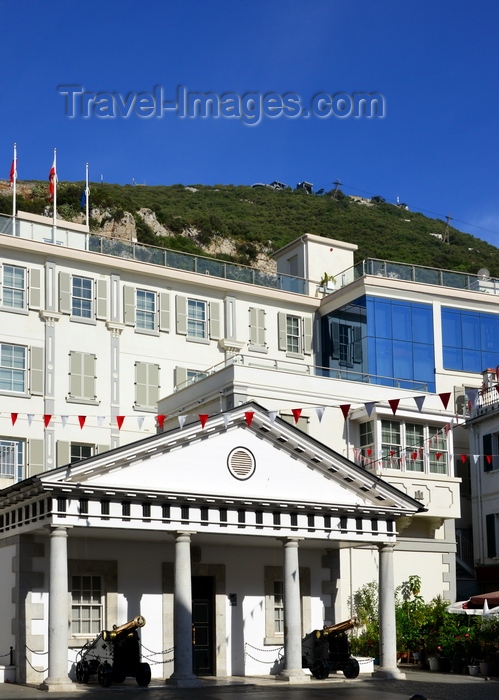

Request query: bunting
[
  {"left": 244, "top": 411, "right": 254, "bottom": 427},
  {"left": 388, "top": 399, "right": 400, "bottom": 415},
  {"left": 340, "top": 404, "right": 351, "bottom": 420},
  {"left": 156, "top": 414, "right": 166, "bottom": 429},
  {"left": 199, "top": 414, "right": 209, "bottom": 428},
  {"left": 291, "top": 408, "right": 302, "bottom": 423},
  {"left": 116, "top": 416, "right": 125, "bottom": 430},
  {"left": 178, "top": 415, "right": 186, "bottom": 430}
]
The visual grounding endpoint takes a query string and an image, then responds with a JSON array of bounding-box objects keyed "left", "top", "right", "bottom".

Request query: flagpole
[
  {"left": 12, "top": 143, "right": 17, "bottom": 232},
  {"left": 52, "top": 148, "right": 57, "bottom": 244},
  {"left": 85, "top": 162, "right": 89, "bottom": 229}
]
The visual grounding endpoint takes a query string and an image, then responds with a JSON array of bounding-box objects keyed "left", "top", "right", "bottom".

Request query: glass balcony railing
[{"left": 334, "top": 258, "right": 499, "bottom": 295}]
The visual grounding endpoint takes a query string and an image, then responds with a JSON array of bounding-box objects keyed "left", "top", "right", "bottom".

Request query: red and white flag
[
  {"left": 48, "top": 155, "right": 57, "bottom": 200},
  {"left": 9, "top": 156, "right": 16, "bottom": 186}
]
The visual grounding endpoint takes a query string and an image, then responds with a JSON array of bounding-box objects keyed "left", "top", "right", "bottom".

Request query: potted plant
[{"left": 319, "top": 272, "right": 336, "bottom": 293}]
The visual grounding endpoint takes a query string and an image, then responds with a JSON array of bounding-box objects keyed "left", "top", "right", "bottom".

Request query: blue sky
[{"left": 2, "top": 1, "right": 499, "bottom": 245}]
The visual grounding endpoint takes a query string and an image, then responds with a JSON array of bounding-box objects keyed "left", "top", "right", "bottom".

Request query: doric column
[
  {"left": 279, "top": 538, "right": 308, "bottom": 683},
  {"left": 167, "top": 532, "right": 201, "bottom": 688},
  {"left": 373, "top": 543, "right": 405, "bottom": 679},
  {"left": 40, "top": 525, "right": 74, "bottom": 691}
]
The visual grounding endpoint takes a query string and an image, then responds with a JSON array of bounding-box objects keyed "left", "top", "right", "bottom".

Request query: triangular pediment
[{"left": 39, "top": 403, "right": 422, "bottom": 515}]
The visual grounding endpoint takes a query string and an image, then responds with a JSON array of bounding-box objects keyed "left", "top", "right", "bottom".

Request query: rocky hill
[{"left": 1, "top": 180, "right": 498, "bottom": 277}]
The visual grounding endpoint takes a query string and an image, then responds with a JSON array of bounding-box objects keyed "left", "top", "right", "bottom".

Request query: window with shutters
[
  {"left": 136, "top": 289, "right": 156, "bottom": 331},
  {"left": 68, "top": 351, "right": 97, "bottom": 403},
  {"left": 72, "top": 276, "right": 93, "bottom": 318},
  {"left": 277, "top": 312, "right": 312, "bottom": 357},
  {"left": 0, "top": 344, "right": 26, "bottom": 393},
  {"left": 249, "top": 307, "right": 266, "bottom": 350},
  {"left": 2, "top": 265, "right": 26, "bottom": 310},
  {"left": 134, "top": 362, "right": 160, "bottom": 410},
  {"left": 187, "top": 299, "right": 207, "bottom": 339},
  {"left": 286, "top": 315, "right": 301, "bottom": 354},
  {"left": 0, "top": 438, "right": 24, "bottom": 481}
]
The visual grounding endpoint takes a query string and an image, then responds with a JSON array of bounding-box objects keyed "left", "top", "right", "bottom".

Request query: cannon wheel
[
  {"left": 343, "top": 659, "right": 360, "bottom": 679},
  {"left": 97, "top": 662, "right": 113, "bottom": 687},
  {"left": 75, "top": 661, "right": 89, "bottom": 684},
  {"left": 136, "top": 662, "right": 151, "bottom": 687},
  {"left": 312, "top": 659, "right": 329, "bottom": 679}
]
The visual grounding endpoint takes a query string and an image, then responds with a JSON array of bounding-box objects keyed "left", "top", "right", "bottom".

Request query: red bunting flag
[
  {"left": 388, "top": 399, "right": 400, "bottom": 415},
  {"left": 291, "top": 408, "right": 302, "bottom": 423},
  {"left": 199, "top": 414, "right": 209, "bottom": 428},
  {"left": 435, "top": 452, "right": 442, "bottom": 461},
  {"left": 439, "top": 392, "right": 451, "bottom": 409},
  {"left": 444, "top": 423, "right": 450, "bottom": 435},
  {"left": 411, "top": 452, "right": 418, "bottom": 461},
  {"left": 116, "top": 416, "right": 125, "bottom": 430},
  {"left": 486, "top": 455, "right": 493, "bottom": 465},
  {"left": 244, "top": 411, "right": 254, "bottom": 427},
  {"left": 43, "top": 414, "right": 52, "bottom": 428},
  {"left": 390, "top": 450, "right": 395, "bottom": 457},
  {"left": 157, "top": 414, "right": 166, "bottom": 429},
  {"left": 78, "top": 415, "right": 86, "bottom": 429},
  {"left": 461, "top": 454, "right": 467, "bottom": 463},
  {"left": 11, "top": 413, "right": 18, "bottom": 426},
  {"left": 367, "top": 448, "right": 372, "bottom": 457},
  {"left": 339, "top": 404, "right": 350, "bottom": 420}
]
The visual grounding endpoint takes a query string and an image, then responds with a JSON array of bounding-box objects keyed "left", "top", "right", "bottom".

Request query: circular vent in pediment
[{"left": 227, "top": 447, "right": 256, "bottom": 480}]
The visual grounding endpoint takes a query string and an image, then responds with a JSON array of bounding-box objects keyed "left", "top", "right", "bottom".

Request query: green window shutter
[
  {"left": 123, "top": 285, "right": 135, "bottom": 325},
  {"left": 209, "top": 302, "right": 221, "bottom": 340},
  {"left": 176, "top": 296, "right": 187, "bottom": 335},
  {"left": 250, "top": 308, "right": 266, "bottom": 346},
  {"left": 303, "top": 315, "right": 312, "bottom": 355},
  {"left": 96, "top": 444, "right": 110, "bottom": 455},
  {"left": 175, "top": 366, "right": 188, "bottom": 389},
  {"left": 29, "top": 439, "right": 45, "bottom": 476},
  {"left": 29, "top": 268, "right": 42, "bottom": 309},
  {"left": 56, "top": 441, "right": 70, "bottom": 467},
  {"left": 96, "top": 279, "right": 108, "bottom": 320},
  {"left": 486, "top": 513, "right": 497, "bottom": 558},
  {"left": 148, "top": 363, "right": 159, "bottom": 406},
  {"left": 30, "top": 346, "right": 44, "bottom": 395},
  {"left": 159, "top": 292, "right": 170, "bottom": 332},
  {"left": 59, "top": 272, "right": 71, "bottom": 314},
  {"left": 278, "top": 312, "right": 287, "bottom": 351},
  {"left": 83, "top": 354, "right": 96, "bottom": 400}
]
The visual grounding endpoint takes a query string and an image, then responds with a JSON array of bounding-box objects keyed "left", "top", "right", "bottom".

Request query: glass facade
[
  {"left": 321, "top": 296, "right": 435, "bottom": 391},
  {"left": 441, "top": 307, "right": 499, "bottom": 373}
]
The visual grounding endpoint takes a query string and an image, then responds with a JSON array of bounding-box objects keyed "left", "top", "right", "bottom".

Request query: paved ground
[{"left": 0, "top": 668, "right": 497, "bottom": 700}]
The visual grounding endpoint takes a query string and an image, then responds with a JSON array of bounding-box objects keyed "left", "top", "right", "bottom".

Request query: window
[
  {"left": 188, "top": 299, "right": 207, "bottom": 339},
  {"left": 360, "top": 421, "right": 375, "bottom": 463},
  {"left": 2, "top": 265, "right": 26, "bottom": 309},
  {"left": 136, "top": 289, "right": 156, "bottom": 331},
  {"left": 0, "top": 344, "right": 26, "bottom": 393},
  {"left": 135, "top": 362, "right": 159, "bottom": 409},
  {"left": 405, "top": 422, "right": 424, "bottom": 472},
  {"left": 273, "top": 580, "right": 284, "bottom": 634},
  {"left": 70, "top": 444, "right": 93, "bottom": 464},
  {"left": 442, "top": 307, "right": 499, "bottom": 373},
  {"left": 0, "top": 439, "right": 24, "bottom": 480},
  {"left": 381, "top": 420, "right": 401, "bottom": 469},
  {"left": 286, "top": 315, "right": 301, "bottom": 354},
  {"left": 278, "top": 312, "right": 312, "bottom": 356},
  {"left": 71, "top": 575, "right": 103, "bottom": 635},
  {"left": 428, "top": 425, "right": 448, "bottom": 474},
  {"left": 68, "top": 351, "right": 96, "bottom": 402},
  {"left": 72, "top": 276, "right": 93, "bottom": 318}
]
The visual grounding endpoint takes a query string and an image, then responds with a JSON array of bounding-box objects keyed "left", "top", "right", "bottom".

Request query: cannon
[
  {"left": 75, "top": 615, "right": 151, "bottom": 687},
  {"left": 302, "top": 618, "right": 360, "bottom": 679}
]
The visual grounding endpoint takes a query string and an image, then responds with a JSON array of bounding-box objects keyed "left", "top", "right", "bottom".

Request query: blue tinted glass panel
[
  {"left": 373, "top": 300, "right": 392, "bottom": 338},
  {"left": 393, "top": 341, "right": 413, "bottom": 378},
  {"left": 461, "top": 312, "right": 480, "bottom": 349},
  {"left": 443, "top": 346, "right": 463, "bottom": 371},
  {"left": 411, "top": 305, "right": 433, "bottom": 344},
  {"left": 482, "top": 350, "right": 499, "bottom": 370},
  {"left": 462, "top": 348, "right": 482, "bottom": 373},
  {"left": 413, "top": 344, "right": 435, "bottom": 382},
  {"left": 392, "top": 304, "right": 411, "bottom": 341},
  {"left": 442, "top": 308, "right": 461, "bottom": 347},
  {"left": 481, "top": 315, "right": 499, "bottom": 351},
  {"left": 374, "top": 337, "right": 393, "bottom": 377}
]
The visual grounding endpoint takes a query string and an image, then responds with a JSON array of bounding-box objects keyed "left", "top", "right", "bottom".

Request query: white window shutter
[
  {"left": 303, "top": 316, "right": 312, "bottom": 355},
  {"left": 209, "top": 302, "right": 221, "bottom": 340},
  {"left": 29, "top": 439, "right": 45, "bottom": 476},
  {"left": 96, "top": 279, "right": 108, "bottom": 320},
  {"left": 159, "top": 292, "right": 170, "bottom": 332},
  {"left": 56, "top": 441, "right": 70, "bottom": 467},
  {"left": 123, "top": 286, "right": 135, "bottom": 325},
  {"left": 176, "top": 296, "right": 187, "bottom": 335},
  {"left": 175, "top": 366, "right": 188, "bottom": 388},
  {"left": 29, "top": 268, "right": 42, "bottom": 309},
  {"left": 30, "top": 347, "right": 44, "bottom": 395},
  {"left": 59, "top": 272, "right": 71, "bottom": 314},
  {"left": 278, "top": 312, "right": 287, "bottom": 351}
]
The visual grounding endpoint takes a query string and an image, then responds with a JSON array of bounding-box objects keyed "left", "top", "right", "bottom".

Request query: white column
[
  {"left": 40, "top": 525, "right": 74, "bottom": 692},
  {"left": 167, "top": 532, "right": 201, "bottom": 688},
  {"left": 373, "top": 543, "right": 405, "bottom": 679},
  {"left": 279, "top": 538, "right": 308, "bottom": 683}
]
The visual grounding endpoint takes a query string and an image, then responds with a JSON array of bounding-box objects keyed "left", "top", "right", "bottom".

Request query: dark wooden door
[{"left": 192, "top": 576, "right": 215, "bottom": 675}]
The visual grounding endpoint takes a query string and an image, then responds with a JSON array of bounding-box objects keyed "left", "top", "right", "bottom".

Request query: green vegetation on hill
[{"left": 1, "top": 182, "right": 498, "bottom": 276}]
